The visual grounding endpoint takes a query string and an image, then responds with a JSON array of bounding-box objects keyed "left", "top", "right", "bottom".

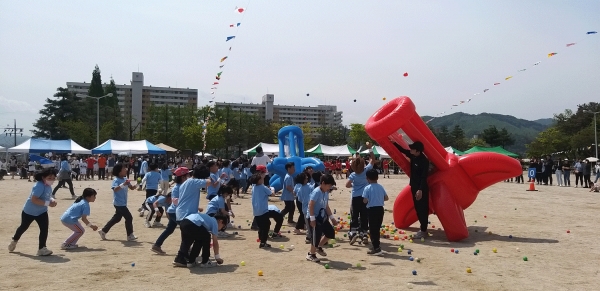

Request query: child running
[
  {"left": 346, "top": 144, "right": 376, "bottom": 245},
  {"left": 60, "top": 188, "right": 98, "bottom": 250},
  {"left": 152, "top": 167, "right": 189, "bottom": 254},
  {"left": 279, "top": 162, "right": 297, "bottom": 225},
  {"left": 144, "top": 194, "right": 171, "bottom": 228},
  {"left": 293, "top": 172, "right": 313, "bottom": 236},
  {"left": 159, "top": 163, "right": 172, "bottom": 195},
  {"left": 362, "top": 169, "right": 389, "bottom": 256},
  {"left": 139, "top": 164, "right": 161, "bottom": 217},
  {"left": 98, "top": 164, "right": 138, "bottom": 241},
  {"left": 251, "top": 166, "right": 276, "bottom": 248},
  {"left": 206, "top": 161, "right": 226, "bottom": 200},
  {"left": 8, "top": 168, "right": 57, "bottom": 256},
  {"left": 306, "top": 174, "right": 338, "bottom": 262},
  {"left": 173, "top": 212, "right": 227, "bottom": 268}
]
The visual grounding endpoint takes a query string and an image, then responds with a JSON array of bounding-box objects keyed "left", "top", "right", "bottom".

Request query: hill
[
  {"left": 422, "top": 112, "right": 550, "bottom": 154},
  {"left": 532, "top": 118, "right": 554, "bottom": 126}
]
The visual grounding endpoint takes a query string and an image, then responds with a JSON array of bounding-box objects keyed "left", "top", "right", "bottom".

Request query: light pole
[
  {"left": 77, "top": 93, "right": 114, "bottom": 146},
  {"left": 584, "top": 110, "right": 599, "bottom": 159}
]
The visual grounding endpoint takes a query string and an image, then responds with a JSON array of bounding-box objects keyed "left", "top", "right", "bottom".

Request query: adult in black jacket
[{"left": 390, "top": 140, "right": 430, "bottom": 239}]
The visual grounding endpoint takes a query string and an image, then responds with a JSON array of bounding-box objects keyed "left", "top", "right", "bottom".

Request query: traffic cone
[{"left": 526, "top": 181, "right": 538, "bottom": 191}]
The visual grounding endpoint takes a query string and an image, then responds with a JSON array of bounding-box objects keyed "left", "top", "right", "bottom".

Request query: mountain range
[{"left": 422, "top": 112, "right": 554, "bottom": 154}]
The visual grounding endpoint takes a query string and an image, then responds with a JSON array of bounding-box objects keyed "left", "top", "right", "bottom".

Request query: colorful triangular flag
[
  {"left": 220, "top": 56, "right": 228, "bottom": 62},
  {"left": 226, "top": 36, "right": 235, "bottom": 42},
  {"left": 235, "top": 6, "right": 245, "bottom": 13}
]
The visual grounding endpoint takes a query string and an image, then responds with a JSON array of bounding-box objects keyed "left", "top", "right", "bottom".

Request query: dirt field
[{"left": 1, "top": 173, "right": 599, "bottom": 291}]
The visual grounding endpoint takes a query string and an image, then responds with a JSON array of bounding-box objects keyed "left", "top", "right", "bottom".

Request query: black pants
[
  {"left": 99, "top": 168, "right": 106, "bottom": 180},
  {"left": 102, "top": 206, "right": 134, "bottom": 236},
  {"left": 175, "top": 219, "right": 211, "bottom": 264},
  {"left": 516, "top": 174, "right": 524, "bottom": 183},
  {"left": 584, "top": 174, "right": 591, "bottom": 187},
  {"left": 547, "top": 171, "right": 553, "bottom": 185},
  {"left": 295, "top": 199, "right": 305, "bottom": 230},
  {"left": 280, "top": 200, "right": 295, "bottom": 223},
  {"left": 575, "top": 172, "right": 583, "bottom": 186},
  {"left": 412, "top": 187, "right": 429, "bottom": 232},
  {"left": 368, "top": 206, "right": 384, "bottom": 249},
  {"left": 350, "top": 196, "right": 368, "bottom": 234},
  {"left": 155, "top": 213, "right": 178, "bottom": 247},
  {"left": 142, "top": 189, "right": 158, "bottom": 209},
  {"left": 255, "top": 213, "right": 271, "bottom": 244},
  {"left": 52, "top": 178, "right": 75, "bottom": 196},
  {"left": 72, "top": 168, "right": 80, "bottom": 180},
  {"left": 312, "top": 218, "right": 335, "bottom": 248},
  {"left": 145, "top": 203, "right": 164, "bottom": 223},
  {"left": 12, "top": 211, "right": 49, "bottom": 250}
]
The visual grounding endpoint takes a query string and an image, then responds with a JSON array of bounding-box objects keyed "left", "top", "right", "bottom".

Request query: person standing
[
  {"left": 9, "top": 156, "right": 18, "bottom": 179},
  {"left": 28, "top": 158, "right": 36, "bottom": 182},
  {"left": 555, "top": 160, "right": 563, "bottom": 187},
  {"left": 583, "top": 159, "right": 591, "bottom": 188},
  {"left": 562, "top": 159, "right": 571, "bottom": 187},
  {"left": 544, "top": 155, "right": 553, "bottom": 185},
  {"left": 594, "top": 163, "right": 600, "bottom": 183},
  {"left": 574, "top": 159, "right": 583, "bottom": 188},
  {"left": 86, "top": 155, "right": 95, "bottom": 180},
  {"left": 107, "top": 155, "right": 116, "bottom": 180},
  {"left": 98, "top": 155, "right": 107, "bottom": 180},
  {"left": 390, "top": 139, "right": 430, "bottom": 239},
  {"left": 251, "top": 146, "right": 272, "bottom": 184}
]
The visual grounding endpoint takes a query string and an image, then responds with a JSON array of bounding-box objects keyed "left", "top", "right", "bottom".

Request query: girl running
[
  {"left": 152, "top": 167, "right": 189, "bottom": 254},
  {"left": 98, "top": 164, "right": 138, "bottom": 241},
  {"left": 60, "top": 188, "right": 98, "bottom": 250}
]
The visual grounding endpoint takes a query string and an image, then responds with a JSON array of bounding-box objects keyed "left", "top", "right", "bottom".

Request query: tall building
[
  {"left": 67, "top": 72, "right": 198, "bottom": 132},
  {"left": 215, "top": 94, "right": 343, "bottom": 128}
]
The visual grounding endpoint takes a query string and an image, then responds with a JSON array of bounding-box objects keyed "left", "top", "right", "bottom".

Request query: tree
[
  {"left": 32, "top": 87, "right": 85, "bottom": 139},
  {"left": 526, "top": 127, "right": 570, "bottom": 157},
  {"left": 348, "top": 123, "right": 371, "bottom": 149},
  {"left": 299, "top": 123, "right": 315, "bottom": 149},
  {"left": 468, "top": 137, "right": 488, "bottom": 148},
  {"left": 450, "top": 125, "right": 468, "bottom": 150},
  {"left": 436, "top": 125, "right": 452, "bottom": 146},
  {"left": 498, "top": 128, "right": 515, "bottom": 148},
  {"left": 88, "top": 65, "right": 104, "bottom": 97},
  {"left": 57, "top": 120, "right": 94, "bottom": 148},
  {"left": 481, "top": 125, "right": 500, "bottom": 147}
]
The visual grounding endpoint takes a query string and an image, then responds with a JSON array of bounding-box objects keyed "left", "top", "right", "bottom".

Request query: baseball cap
[
  {"left": 256, "top": 165, "right": 267, "bottom": 173},
  {"left": 409, "top": 141, "right": 424, "bottom": 152},
  {"left": 173, "top": 167, "right": 190, "bottom": 177}
]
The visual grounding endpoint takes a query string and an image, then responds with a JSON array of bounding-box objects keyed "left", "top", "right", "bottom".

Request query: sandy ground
[{"left": 1, "top": 173, "right": 599, "bottom": 291}]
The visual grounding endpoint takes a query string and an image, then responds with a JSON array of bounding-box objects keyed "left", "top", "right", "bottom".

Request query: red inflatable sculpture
[{"left": 365, "top": 97, "right": 522, "bottom": 241}]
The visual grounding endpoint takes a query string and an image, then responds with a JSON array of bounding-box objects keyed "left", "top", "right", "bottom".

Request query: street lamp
[
  {"left": 77, "top": 93, "right": 114, "bottom": 146},
  {"left": 584, "top": 110, "right": 599, "bottom": 159}
]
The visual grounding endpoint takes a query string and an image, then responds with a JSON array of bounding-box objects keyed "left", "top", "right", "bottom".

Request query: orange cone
[{"left": 526, "top": 181, "right": 538, "bottom": 191}]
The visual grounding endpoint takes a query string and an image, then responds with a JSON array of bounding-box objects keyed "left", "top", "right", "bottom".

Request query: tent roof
[
  {"left": 463, "top": 146, "right": 519, "bottom": 158},
  {"left": 306, "top": 144, "right": 357, "bottom": 157},
  {"left": 91, "top": 140, "right": 166, "bottom": 155},
  {"left": 445, "top": 146, "right": 465, "bottom": 156},
  {"left": 155, "top": 143, "right": 178, "bottom": 152},
  {"left": 360, "top": 146, "right": 390, "bottom": 158},
  {"left": 243, "top": 143, "right": 280, "bottom": 155},
  {"left": 8, "top": 138, "right": 91, "bottom": 154}
]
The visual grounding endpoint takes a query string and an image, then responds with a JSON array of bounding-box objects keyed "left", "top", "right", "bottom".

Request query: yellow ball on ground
[{"left": 258, "top": 270, "right": 263, "bottom": 276}]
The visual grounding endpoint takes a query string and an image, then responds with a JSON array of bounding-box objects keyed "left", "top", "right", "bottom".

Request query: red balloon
[{"left": 403, "top": 72, "right": 409, "bottom": 77}]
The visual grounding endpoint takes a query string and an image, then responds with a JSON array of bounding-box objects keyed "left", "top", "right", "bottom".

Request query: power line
[{"left": 1, "top": 119, "right": 24, "bottom": 146}]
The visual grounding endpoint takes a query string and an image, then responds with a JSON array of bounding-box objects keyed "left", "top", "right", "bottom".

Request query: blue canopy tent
[
  {"left": 8, "top": 138, "right": 91, "bottom": 154},
  {"left": 91, "top": 140, "right": 166, "bottom": 155},
  {"left": 29, "top": 154, "right": 55, "bottom": 168}
]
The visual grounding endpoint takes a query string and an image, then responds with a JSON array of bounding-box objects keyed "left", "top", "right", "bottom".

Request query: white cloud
[{"left": 0, "top": 96, "right": 38, "bottom": 113}]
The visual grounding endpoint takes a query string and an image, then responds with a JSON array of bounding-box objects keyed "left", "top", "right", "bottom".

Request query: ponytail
[{"left": 75, "top": 188, "right": 97, "bottom": 203}]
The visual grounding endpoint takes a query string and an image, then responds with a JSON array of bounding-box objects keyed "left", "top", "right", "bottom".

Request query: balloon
[
  {"left": 403, "top": 72, "right": 408, "bottom": 77},
  {"left": 365, "top": 97, "right": 521, "bottom": 241}
]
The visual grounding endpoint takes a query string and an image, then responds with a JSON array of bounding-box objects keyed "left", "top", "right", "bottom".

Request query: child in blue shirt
[
  {"left": 173, "top": 212, "right": 227, "bottom": 268},
  {"left": 240, "top": 162, "right": 250, "bottom": 194},
  {"left": 362, "top": 169, "right": 389, "bottom": 256},
  {"left": 306, "top": 174, "right": 338, "bottom": 263},
  {"left": 152, "top": 167, "right": 190, "bottom": 255},
  {"left": 139, "top": 164, "right": 162, "bottom": 217},
  {"left": 9, "top": 168, "right": 58, "bottom": 256},
  {"left": 251, "top": 169, "right": 276, "bottom": 248},
  {"left": 293, "top": 172, "right": 313, "bottom": 236},
  {"left": 175, "top": 165, "right": 211, "bottom": 222},
  {"left": 144, "top": 193, "right": 172, "bottom": 228},
  {"left": 99, "top": 164, "right": 138, "bottom": 241},
  {"left": 159, "top": 163, "right": 172, "bottom": 195},
  {"left": 206, "top": 161, "right": 227, "bottom": 200},
  {"left": 60, "top": 188, "right": 98, "bottom": 250},
  {"left": 346, "top": 146, "right": 376, "bottom": 245},
  {"left": 279, "top": 162, "right": 297, "bottom": 225},
  {"left": 230, "top": 161, "right": 242, "bottom": 198},
  {"left": 206, "top": 186, "right": 235, "bottom": 236}
]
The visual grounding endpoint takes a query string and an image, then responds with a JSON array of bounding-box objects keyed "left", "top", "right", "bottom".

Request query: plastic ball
[
  {"left": 353, "top": 99, "right": 356, "bottom": 102},
  {"left": 509, "top": 235, "right": 513, "bottom": 239},
  {"left": 412, "top": 270, "right": 417, "bottom": 275},
  {"left": 394, "top": 235, "right": 399, "bottom": 240},
  {"left": 328, "top": 244, "right": 334, "bottom": 248},
  {"left": 407, "top": 250, "right": 412, "bottom": 255},
  {"left": 420, "top": 238, "right": 425, "bottom": 242},
  {"left": 131, "top": 263, "right": 135, "bottom": 267},
  {"left": 492, "top": 248, "right": 497, "bottom": 253},
  {"left": 382, "top": 97, "right": 386, "bottom": 100},
  {"left": 397, "top": 248, "right": 403, "bottom": 252},
  {"left": 523, "top": 256, "right": 528, "bottom": 261},
  {"left": 356, "top": 263, "right": 362, "bottom": 268},
  {"left": 289, "top": 245, "right": 295, "bottom": 250},
  {"left": 567, "top": 230, "right": 570, "bottom": 233},
  {"left": 473, "top": 251, "right": 478, "bottom": 255},
  {"left": 450, "top": 248, "right": 454, "bottom": 252},
  {"left": 343, "top": 234, "right": 347, "bottom": 237},
  {"left": 475, "top": 249, "right": 480, "bottom": 253},
  {"left": 258, "top": 270, "right": 263, "bottom": 276},
  {"left": 455, "top": 249, "right": 459, "bottom": 254},
  {"left": 409, "top": 256, "right": 414, "bottom": 261},
  {"left": 256, "top": 238, "right": 260, "bottom": 242},
  {"left": 431, "top": 225, "right": 435, "bottom": 228},
  {"left": 279, "top": 245, "right": 284, "bottom": 249},
  {"left": 240, "top": 261, "right": 246, "bottom": 266},
  {"left": 400, "top": 244, "right": 405, "bottom": 249},
  {"left": 484, "top": 215, "right": 487, "bottom": 218},
  {"left": 238, "top": 225, "right": 241, "bottom": 229},
  {"left": 466, "top": 267, "right": 472, "bottom": 273},
  {"left": 409, "top": 239, "right": 413, "bottom": 243},
  {"left": 488, "top": 231, "right": 493, "bottom": 235},
  {"left": 324, "top": 264, "right": 330, "bottom": 269}
]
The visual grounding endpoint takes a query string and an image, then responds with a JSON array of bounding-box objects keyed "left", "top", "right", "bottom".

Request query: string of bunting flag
[
  {"left": 425, "top": 30, "right": 597, "bottom": 124},
  {"left": 202, "top": 5, "right": 249, "bottom": 151}
]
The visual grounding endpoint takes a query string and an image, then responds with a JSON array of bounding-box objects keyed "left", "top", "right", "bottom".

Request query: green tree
[
  {"left": 498, "top": 128, "right": 516, "bottom": 148},
  {"left": 88, "top": 65, "right": 104, "bottom": 97},
  {"left": 450, "top": 125, "right": 468, "bottom": 150},
  {"left": 468, "top": 137, "right": 488, "bottom": 148},
  {"left": 436, "top": 125, "right": 452, "bottom": 146},
  {"left": 299, "top": 123, "right": 315, "bottom": 149},
  {"left": 481, "top": 125, "right": 500, "bottom": 146},
  {"left": 526, "top": 127, "right": 570, "bottom": 157},
  {"left": 32, "top": 87, "right": 85, "bottom": 139},
  {"left": 348, "top": 123, "right": 370, "bottom": 149},
  {"left": 57, "top": 120, "right": 94, "bottom": 148}
]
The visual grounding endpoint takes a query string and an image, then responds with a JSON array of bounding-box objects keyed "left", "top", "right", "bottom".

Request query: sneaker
[
  {"left": 270, "top": 233, "right": 283, "bottom": 239},
  {"left": 413, "top": 231, "right": 426, "bottom": 239},
  {"left": 187, "top": 261, "right": 198, "bottom": 268},
  {"left": 60, "top": 243, "right": 78, "bottom": 250},
  {"left": 362, "top": 236, "right": 369, "bottom": 245},
  {"left": 151, "top": 245, "right": 166, "bottom": 255},
  {"left": 305, "top": 238, "right": 312, "bottom": 244},
  {"left": 8, "top": 240, "right": 17, "bottom": 252},
  {"left": 153, "top": 222, "right": 163, "bottom": 227},
  {"left": 227, "top": 222, "right": 234, "bottom": 228},
  {"left": 316, "top": 247, "right": 327, "bottom": 257},
  {"left": 367, "top": 248, "right": 384, "bottom": 256},
  {"left": 306, "top": 253, "right": 320, "bottom": 262},
  {"left": 127, "top": 234, "right": 138, "bottom": 241},
  {"left": 200, "top": 261, "right": 216, "bottom": 268},
  {"left": 98, "top": 230, "right": 107, "bottom": 240},
  {"left": 293, "top": 229, "right": 303, "bottom": 235},
  {"left": 259, "top": 243, "right": 271, "bottom": 249},
  {"left": 350, "top": 234, "right": 360, "bottom": 245},
  {"left": 172, "top": 260, "right": 187, "bottom": 268},
  {"left": 144, "top": 221, "right": 151, "bottom": 228},
  {"left": 36, "top": 247, "right": 53, "bottom": 256},
  {"left": 217, "top": 231, "right": 230, "bottom": 238}
]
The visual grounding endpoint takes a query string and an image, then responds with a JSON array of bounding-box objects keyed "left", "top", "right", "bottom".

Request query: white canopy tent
[
  {"left": 243, "top": 143, "right": 281, "bottom": 156},
  {"left": 587, "top": 157, "right": 598, "bottom": 162},
  {"left": 8, "top": 138, "right": 91, "bottom": 154},
  {"left": 91, "top": 140, "right": 166, "bottom": 155},
  {"left": 306, "top": 144, "right": 357, "bottom": 157},
  {"left": 360, "top": 145, "right": 391, "bottom": 158}
]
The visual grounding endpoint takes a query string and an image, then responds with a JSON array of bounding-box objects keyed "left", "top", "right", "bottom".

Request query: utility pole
[{"left": 2, "top": 119, "right": 24, "bottom": 146}]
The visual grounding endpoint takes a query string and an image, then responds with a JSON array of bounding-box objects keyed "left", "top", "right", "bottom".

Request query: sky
[{"left": 1, "top": 0, "right": 599, "bottom": 135}]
